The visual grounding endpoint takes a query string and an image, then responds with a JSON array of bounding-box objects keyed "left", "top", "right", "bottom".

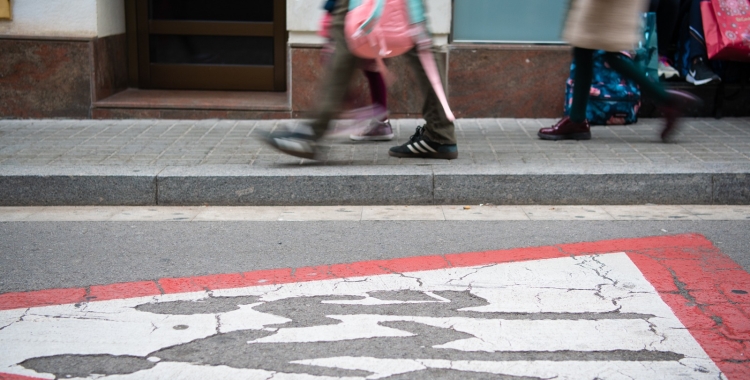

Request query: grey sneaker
[
  {"left": 350, "top": 119, "right": 394, "bottom": 141},
  {"left": 261, "top": 127, "right": 317, "bottom": 160}
]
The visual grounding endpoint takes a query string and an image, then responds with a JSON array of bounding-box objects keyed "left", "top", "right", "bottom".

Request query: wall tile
[
  {"left": 448, "top": 45, "right": 572, "bottom": 118},
  {"left": 0, "top": 38, "right": 91, "bottom": 118}
]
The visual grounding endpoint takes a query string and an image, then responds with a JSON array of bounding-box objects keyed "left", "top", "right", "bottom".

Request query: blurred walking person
[
  {"left": 263, "top": 0, "right": 457, "bottom": 160},
  {"left": 538, "top": 0, "right": 702, "bottom": 142},
  {"left": 319, "top": 0, "right": 393, "bottom": 141}
]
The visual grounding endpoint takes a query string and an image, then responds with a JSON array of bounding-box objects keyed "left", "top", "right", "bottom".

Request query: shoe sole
[
  {"left": 260, "top": 136, "right": 317, "bottom": 160},
  {"left": 388, "top": 151, "right": 458, "bottom": 159},
  {"left": 537, "top": 132, "right": 591, "bottom": 141},
  {"left": 349, "top": 133, "right": 395, "bottom": 141},
  {"left": 686, "top": 75, "right": 721, "bottom": 86},
  {"left": 275, "top": 148, "right": 316, "bottom": 160}
]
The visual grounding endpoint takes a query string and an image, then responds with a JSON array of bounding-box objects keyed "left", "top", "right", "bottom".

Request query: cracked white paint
[
  {"left": 293, "top": 357, "right": 427, "bottom": 379},
  {"left": 295, "top": 357, "right": 723, "bottom": 380},
  {"left": 249, "top": 315, "right": 415, "bottom": 344},
  {"left": 219, "top": 303, "right": 292, "bottom": 334},
  {"left": 0, "top": 253, "right": 724, "bottom": 379},
  {"left": 69, "top": 361, "right": 358, "bottom": 380}
]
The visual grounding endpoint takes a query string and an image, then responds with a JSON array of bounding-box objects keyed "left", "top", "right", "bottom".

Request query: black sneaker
[
  {"left": 686, "top": 57, "right": 721, "bottom": 86},
  {"left": 388, "top": 126, "right": 458, "bottom": 159},
  {"left": 262, "top": 128, "right": 317, "bottom": 160}
]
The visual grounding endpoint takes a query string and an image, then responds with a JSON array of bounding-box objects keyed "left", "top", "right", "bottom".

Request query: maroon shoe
[
  {"left": 660, "top": 90, "right": 703, "bottom": 143},
  {"left": 538, "top": 117, "right": 591, "bottom": 141}
]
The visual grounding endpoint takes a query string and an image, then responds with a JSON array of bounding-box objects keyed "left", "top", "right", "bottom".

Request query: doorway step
[{"left": 93, "top": 89, "right": 291, "bottom": 119}]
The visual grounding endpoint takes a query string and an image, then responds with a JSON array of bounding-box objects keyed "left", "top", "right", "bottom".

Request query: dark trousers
[
  {"left": 649, "top": 0, "right": 681, "bottom": 57},
  {"left": 672, "top": 0, "right": 710, "bottom": 75},
  {"left": 310, "top": 0, "right": 456, "bottom": 144}
]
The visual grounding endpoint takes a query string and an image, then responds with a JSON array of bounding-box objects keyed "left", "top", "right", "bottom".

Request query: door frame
[{"left": 125, "top": 0, "right": 287, "bottom": 91}]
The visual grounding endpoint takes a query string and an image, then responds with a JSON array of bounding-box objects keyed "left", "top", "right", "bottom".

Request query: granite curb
[{"left": 1, "top": 164, "right": 748, "bottom": 206}]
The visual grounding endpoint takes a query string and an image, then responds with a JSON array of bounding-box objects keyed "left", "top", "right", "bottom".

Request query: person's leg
[
  {"left": 263, "top": 0, "right": 359, "bottom": 159},
  {"left": 603, "top": 52, "right": 670, "bottom": 104},
  {"left": 603, "top": 52, "right": 701, "bottom": 141},
  {"left": 388, "top": 43, "right": 457, "bottom": 159},
  {"left": 308, "top": 0, "right": 360, "bottom": 139},
  {"left": 652, "top": 0, "right": 680, "bottom": 57},
  {"left": 685, "top": 0, "right": 721, "bottom": 84},
  {"left": 363, "top": 70, "right": 387, "bottom": 111},
  {"left": 687, "top": 0, "right": 707, "bottom": 62},
  {"left": 569, "top": 48, "right": 595, "bottom": 123},
  {"left": 537, "top": 47, "right": 594, "bottom": 140},
  {"left": 350, "top": 69, "right": 394, "bottom": 141},
  {"left": 402, "top": 46, "right": 455, "bottom": 145},
  {"left": 651, "top": 0, "right": 682, "bottom": 78}
]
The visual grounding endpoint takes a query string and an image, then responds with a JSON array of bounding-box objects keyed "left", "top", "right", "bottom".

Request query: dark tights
[
  {"left": 363, "top": 70, "right": 387, "bottom": 113},
  {"left": 569, "top": 48, "right": 671, "bottom": 123}
]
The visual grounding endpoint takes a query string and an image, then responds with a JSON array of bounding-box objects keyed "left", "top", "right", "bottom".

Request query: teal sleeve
[
  {"left": 355, "top": 0, "right": 385, "bottom": 33},
  {"left": 350, "top": 0, "right": 425, "bottom": 26},
  {"left": 406, "top": 0, "right": 426, "bottom": 24}
]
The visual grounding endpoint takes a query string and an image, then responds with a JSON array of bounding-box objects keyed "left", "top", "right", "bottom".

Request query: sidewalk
[{"left": 1, "top": 118, "right": 748, "bottom": 206}]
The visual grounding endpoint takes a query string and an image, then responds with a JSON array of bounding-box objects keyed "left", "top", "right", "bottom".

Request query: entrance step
[{"left": 92, "top": 89, "right": 291, "bottom": 119}]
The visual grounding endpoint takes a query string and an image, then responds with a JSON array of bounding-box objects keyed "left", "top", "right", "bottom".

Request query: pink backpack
[{"left": 344, "top": 0, "right": 455, "bottom": 121}]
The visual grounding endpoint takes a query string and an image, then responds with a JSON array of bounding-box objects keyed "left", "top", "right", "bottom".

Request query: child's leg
[
  {"left": 569, "top": 47, "right": 595, "bottom": 123},
  {"left": 309, "top": 0, "right": 359, "bottom": 139},
  {"left": 363, "top": 70, "right": 387, "bottom": 112},
  {"left": 603, "top": 52, "right": 670, "bottom": 104}
]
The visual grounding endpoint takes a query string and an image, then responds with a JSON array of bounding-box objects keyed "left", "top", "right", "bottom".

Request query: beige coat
[{"left": 563, "top": 0, "right": 648, "bottom": 51}]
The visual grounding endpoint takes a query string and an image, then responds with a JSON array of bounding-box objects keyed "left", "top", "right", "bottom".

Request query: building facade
[{"left": 0, "top": 0, "right": 596, "bottom": 119}]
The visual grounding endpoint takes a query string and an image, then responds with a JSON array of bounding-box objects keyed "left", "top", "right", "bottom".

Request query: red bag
[{"left": 701, "top": 0, "right": 750, "bottom": 61}]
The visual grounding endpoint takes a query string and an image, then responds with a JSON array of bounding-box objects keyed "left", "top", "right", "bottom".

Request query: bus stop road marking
[{"left": 0, "top": 233, "right": 748, "bottom": 379}]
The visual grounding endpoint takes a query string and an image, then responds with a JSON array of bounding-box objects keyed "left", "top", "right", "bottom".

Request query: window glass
[
  {"left": 453, "top": 0, "right": 567, "bottom": 43},
  {"left": 150, "top": 35, "right": 274, "bottom": 66},
  {"left": 150, "top": 0, "right": 274, "bottom": 22}
]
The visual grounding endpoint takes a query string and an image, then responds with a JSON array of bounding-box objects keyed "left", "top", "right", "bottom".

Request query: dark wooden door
[{"left": 127, "top": 0, "right": 286, "bottom": 91}]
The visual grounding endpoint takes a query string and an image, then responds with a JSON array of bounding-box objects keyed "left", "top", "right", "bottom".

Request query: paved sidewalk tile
[{"left": 1, "top": 118, "right": 749, "bottom": 167}]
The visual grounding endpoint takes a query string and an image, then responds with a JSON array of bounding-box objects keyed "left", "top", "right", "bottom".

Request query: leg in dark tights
[
  {"left": 603, "top": 52, "right": 670, "bottom": 104},
  {"left": 363, "top": 70, "right": 387, "bottom": 120},
  {"left": 569, "top": 48, "right": 595, "bottom": 123},
  {"left": 569, "top": 48, "right": 670, "bottom": 123}
]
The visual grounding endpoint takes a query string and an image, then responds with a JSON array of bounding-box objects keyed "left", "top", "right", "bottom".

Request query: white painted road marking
[{"left": 0, "top": 253, "right": 723, "bottom": 379}]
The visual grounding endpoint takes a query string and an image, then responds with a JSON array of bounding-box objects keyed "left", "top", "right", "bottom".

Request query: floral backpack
[
  {"left": 564, "top": 51, "right": 642, "bottom": 125},
  {"left": 344, "top": 0, "right": 455, "bottom": 121}
]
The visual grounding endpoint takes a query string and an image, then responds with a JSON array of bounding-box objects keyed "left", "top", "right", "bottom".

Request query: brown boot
[
  {"left": 660, "top": 90, "right": 703, "bottom": 143},
  {"left": 538, "top": 117, "right": 591, "bottom": 141}
]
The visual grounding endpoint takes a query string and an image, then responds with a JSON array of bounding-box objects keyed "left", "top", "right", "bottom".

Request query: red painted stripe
[
  {"left": 626, "top": 238, "right": 750, "bottom": 379},
  {"left": 0, "top": 373, "right": 47, "bottom": 380},
  {"left": 89, "top": 281, "right": 161, "bottom": 302},
  {"left": 0, "top": 288, "right": 87, "bottom": 311},
  {"left": 0, "top": 233, "right": 714, "bottom": 311}
]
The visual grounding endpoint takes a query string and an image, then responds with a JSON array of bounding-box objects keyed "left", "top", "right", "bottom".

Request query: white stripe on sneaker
[
  {"left": 412, "top": 143, "right": 428, "bottom": 153},
  {"left": 419, "top": 140, "right": 437, "bottom": 153},
  {"left": 407, "top": 144, "right": 420, "bottom": 154}
]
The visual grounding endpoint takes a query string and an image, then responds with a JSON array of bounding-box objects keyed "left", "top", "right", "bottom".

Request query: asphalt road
[
  {"left": 1, "top": 219, "right": 748, "bottom": 293},
  {"left": 2, "top": 216, "right": 749, "bottom": 379}
]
